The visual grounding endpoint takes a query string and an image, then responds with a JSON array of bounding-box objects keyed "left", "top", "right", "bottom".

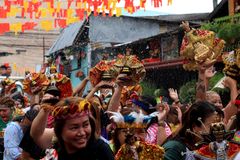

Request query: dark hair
[
  {"left": 111, "top": 128, "right": 122, "bottom": 154},
  {"left": 133, "top": 96, "right": 157, "bottom": 114},
  {"left": 53, "top": 97, "right": 97, "bottom": 151},
  {"left": 54, "top": 114, "right": 97, "bottom": 151},
  {"left": 0, "top": 96, "right": 15, "bottom": 110},
  {"left": 176, "top": 101, "right": 217, "bottom": 149}
]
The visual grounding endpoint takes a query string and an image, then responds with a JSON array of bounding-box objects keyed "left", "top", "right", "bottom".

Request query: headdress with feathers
[{"left": 107, "top": 110, "right": 154, "bottom": 129}]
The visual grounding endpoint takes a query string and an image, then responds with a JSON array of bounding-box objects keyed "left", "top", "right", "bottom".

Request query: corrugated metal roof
[
  {"left": 48, "top": 20, "right": 85, "bottom": 55},
  {"left": 143, "top": 13, "right": 209, "bottom": 22},
  {"left": 89, "top": 16, "right": 161, "bottom": 43}
]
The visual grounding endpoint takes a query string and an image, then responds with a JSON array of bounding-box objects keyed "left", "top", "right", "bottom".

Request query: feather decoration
[
  {"left": 107, "top": 111, "right": 125, "bottom": 123},
  {"left": 123, "top": 114, "right": 135, "bottom": 123},
  {"left": 143, "top": 115, "right": 152, "bottom": 124},
  {"left": 149, "top": 111, "right": 159, "bottom": 118},
  {"left": 129, "top": 110, "right": 145, "bottom": 124}
]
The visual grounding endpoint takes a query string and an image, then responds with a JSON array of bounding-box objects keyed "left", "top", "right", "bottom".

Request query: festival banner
[{"left": 0, "top": 0, "right": 172, "bottom": 34}]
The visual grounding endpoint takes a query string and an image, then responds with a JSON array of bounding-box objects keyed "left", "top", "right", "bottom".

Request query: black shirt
[{"left": 58, "top": 138, "right": 114, "bottom": 160}]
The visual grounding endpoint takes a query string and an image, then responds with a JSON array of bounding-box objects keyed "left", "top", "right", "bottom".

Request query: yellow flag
[
  {"left": 76, "top": 2, "right": 82, "bottom": 8},
  {"left": 67, "top": 9, "right": 74, "bottom": 18},
  {"left": 56, "top": 1, "right": 62, "bottom": 12},
  {"left": 66, "top": 17, "right": 79, "bottom": 25},
  {"left": 41, "top": 21, "right": 53, "bottom": 31},
  {"left": 13, "top": 63, "right": 17, "bottom": 71},
  {"left": 23, "top": 1, "right": 29, "bottom": 11},
  {"left": 7, "top": 7, "right": 20, "bottom": 17},
  {"left": 116, "top": 7, "right": 122, "bottom": 17},
  {"left": 39, "top": 8, "right": 47, "bottom": 18},
  {"left": 10, "top": 23, "right": 22, "bottom": 35}
]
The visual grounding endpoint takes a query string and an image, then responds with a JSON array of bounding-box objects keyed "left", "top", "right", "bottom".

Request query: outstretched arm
[
  {"left": 73, "top": 76, "right": 89, "bottom": 97},
  {"left": 222, "top": 77, "right": 238, "bottom": 124},
  {"left": 30, "top": 94, "right": 55, "bottom": 149},
  {"left": 196, "top": 65, "right": 215, "bottom": 102}
]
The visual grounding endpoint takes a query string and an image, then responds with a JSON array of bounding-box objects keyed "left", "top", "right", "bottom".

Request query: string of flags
[{"left": 0, "top": 0, "right": 172, "bottom": 34}]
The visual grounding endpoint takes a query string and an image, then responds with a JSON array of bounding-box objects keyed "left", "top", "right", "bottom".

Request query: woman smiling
[{"left": 31, "top": 97, "right": 114, "bottom": 160}]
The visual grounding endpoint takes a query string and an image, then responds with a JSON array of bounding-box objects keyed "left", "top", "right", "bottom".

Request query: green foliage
[
  {"left": 179, "top": 80, "right": 196, "bottom": 104},
  {"left": 201, "top": 14, "right": 240, "bottom": 44},
  {"left": 201, "top": 22, "right": 220, "bottom": 33},
  {"left": 209, "top": 72, "right": 224, "bottom": 89},
  {"left": 140, "top": 81, "right": 157, "bottom": 97},
  {"left": 218, "top": 23, "right": 240, "bottom": 43},
  {"left": 154, "top": 88, "right": 167, "bottom": 97}
]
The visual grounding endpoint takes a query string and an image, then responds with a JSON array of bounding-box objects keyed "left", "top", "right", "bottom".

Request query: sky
[{"left": 122, "top": 0, "right": 222, "bottom": 16}]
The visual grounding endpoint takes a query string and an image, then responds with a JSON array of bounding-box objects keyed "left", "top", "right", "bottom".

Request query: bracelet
[{"left": 113, "top": 84, "right": 119, "bottom": 88}]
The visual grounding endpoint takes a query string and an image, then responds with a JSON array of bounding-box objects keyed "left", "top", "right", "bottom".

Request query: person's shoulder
[
  {"left": 94, "top": 138, "right": 110, "bottom": 149},
  {"left": 93, "top": 138, "right": 114, "bottom": 160},
  {"left": 163, "top": 140, "right": 187, "bottom": 160},
  {"left": 4, "top": 122, "right": 21, "bottom": 135},
  {"left": 6, "top": 121, "right": 19, "bottom": 128},
  {"left": 163, "top": 140, "right": 186, "bottom": 149}
]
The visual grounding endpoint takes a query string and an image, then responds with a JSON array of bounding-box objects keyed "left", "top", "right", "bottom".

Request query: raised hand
[
  {"left": 204, "top": 65, "right": 216, "bottom": 79},
  {"left": 180, "top": 21, "right": 191, "bottom": 32},
  {"left": 168, "top": 88, "right": 179, "bottom": 102},
  {"left": 116, "top": 74, "right": 136, "bottom": 87},
  {"left": 95, "top": 80, "right": 115, "bottom": 89}
]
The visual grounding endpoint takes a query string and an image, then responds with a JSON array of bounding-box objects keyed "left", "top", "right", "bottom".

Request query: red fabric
[
  {"left": 196, "top": 143, "right": 240, "bottom": 159},
  {"left": 47, "top": 115, "right": 54, "bottom": 128},
  {"left": 142, "top": 58, "right": 160, "bottom": 63}
]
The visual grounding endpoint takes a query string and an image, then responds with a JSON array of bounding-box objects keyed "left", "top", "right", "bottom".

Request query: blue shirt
[{"left": 3, "top": 122, "right": 23, "bottom": 160}]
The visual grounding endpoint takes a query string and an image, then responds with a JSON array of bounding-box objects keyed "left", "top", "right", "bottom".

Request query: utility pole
[
  {"left": 229, "top": 0, "right": 235, "bottom": 16},
  {"left": 43, "top": 36, "right": 45, "bottom": 65}
]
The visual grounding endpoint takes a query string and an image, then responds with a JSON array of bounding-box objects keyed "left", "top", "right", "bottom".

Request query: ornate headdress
[
  {"left": 1, "top": 78, "right": 17, "bottom": 95},
  {"left": 120, "top": 85, "right": 142, "bottom": 106},
  {"left": 115, "top": 141, "right": 164, "bottom": 160},
  {"left": 108, "top": 111, "right": 152, "bottom": 129},
  {"left": 50, "top": 64, "right": 57, "bottom": 70},
  {"left": 48, "top": 73, "right": 73, "bottom": 98},
  {"left": 109, "top": 111, "right": 165, "bottom": 160},
  {"left": 222, "top": 49, "right": 240, "bottom": 82},
  {"left": 180, "top": 28, "right": 225, "bottom": 71},
  {"left": 52, "top": 99, "right": 91, "bottom": 120},
  {"left": 113, "top": 55, "right": 146, "bottom": 84},
  {"left": 184, "top": 121, "right": 240, "bottom": 159},
  {"left": 23, "top": 72, "right": 49, "bottom": 95},
  {"left": 89, "top": 60, "right": 117, "bottom": 87}
]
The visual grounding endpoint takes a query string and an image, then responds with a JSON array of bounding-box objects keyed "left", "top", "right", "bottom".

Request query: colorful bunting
[{"left": 0, "top": 0, "right": 173, "bottom": 34}]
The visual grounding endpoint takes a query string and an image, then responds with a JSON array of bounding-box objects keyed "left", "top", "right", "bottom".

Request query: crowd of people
[{"left": 0, "top": 22, "right": 239, "bottom": 160}]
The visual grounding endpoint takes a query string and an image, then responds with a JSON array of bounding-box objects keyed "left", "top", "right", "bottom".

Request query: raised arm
[
  {"left": 168, "top": 88, "right": 180, "bottom": 104},
  {"left": 107, "top": 83, "right": 123, "bottom": 112},
  {"left": 196, "top": 65, "right": 215, "bottom": 102},
  {"left": 30, "top": 94, "right": 55, "bottom": 149},
  {"left": 85, "top": 81, "right": 114, "bottom": 101},
  {"left": 73, "top": 76, "right": 89, "bottom": 97},
  {"left": 222, "top": 77, "right": 238, "bottom": 124}
]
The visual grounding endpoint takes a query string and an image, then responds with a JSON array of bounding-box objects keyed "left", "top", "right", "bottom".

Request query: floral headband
[{"left": 52, "top": 99, "right": 91, "bottom": 120}]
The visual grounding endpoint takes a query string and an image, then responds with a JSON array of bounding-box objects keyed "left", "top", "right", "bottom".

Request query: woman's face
[
  {"left": 206, "top": 93, "right": 223, "bottom": 109},
  {"left": 135, "top": 128, "right": 146, "bottom": 141},
  {"left": 0, "top": 108, "right": 11, "bottom": 122},
  {"left": 61, "top": 115, "right": 92, "bottom": 153},
  {"left": 193, "top": 113, "right": 219, "bottom": 134},
  {"left": 117, "top": 129, "right": 127, "bottom": 146}
]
